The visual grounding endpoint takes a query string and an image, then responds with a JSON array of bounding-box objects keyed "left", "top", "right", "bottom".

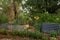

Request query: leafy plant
[
  {"left": 18, "top": 30, "right": 27, "bottom": 37},
  {"left": 33, "top": 22, "right": 40, "bottom": 31},
  {"left": 0, "top": 13, "right": 9, "bottom": 24},
  {"left": 27, "top": 31, "right": 33, "bottom": 37},
  {"left": 50, "top": 31, "right": 57, "bottom": 37},
  {"left": 31, "top": 31, "right": 42, "bottom": 39},
  {"left": 50, "top": 37, "right": 57, "bottom": 40},
  {"left": 1, "top": 29, "right": 8, "bottom": 35},
  {"left": 42, "top": 37, "right": 48, "bottom": 40},
  {"left": 18, "top": 30, "right": 42, "bottom": 39},
  {"left": 12, "top": 30, "right": 19, "bottom": 36}
]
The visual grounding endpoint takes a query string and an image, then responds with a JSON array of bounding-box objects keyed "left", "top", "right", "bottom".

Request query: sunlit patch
[
  {"left": 34, "top": 16, "right": 39, "bottom": 20},
  {"left": 56, "top": 18, "right": 59, "bottom": 20},
  {"left": 0, "top": 7, "right": 2, "bottom": 10},
  {"left": 57, "top": 1, "right": 60, "bottom": 5},
  {"left": 22, "top": 0, "right": 26, "bottom": 4}
]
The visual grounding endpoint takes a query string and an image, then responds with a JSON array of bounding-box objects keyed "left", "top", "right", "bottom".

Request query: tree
[
  {"left": 0, "top": 0, "right": 22, "bottom": 24},
  {"left": 23, "top": 0, "right": 59, "bottom": 13},
  {"left": 46, "top": 0, "right": 59, "bottom": 13}
]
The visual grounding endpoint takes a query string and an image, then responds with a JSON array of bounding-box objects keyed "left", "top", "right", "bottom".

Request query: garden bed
[
  {"left": 0, "top": 29, "right": 42, "bottom": 40},
  {"left": 0, "top": 30, "right": 42, "bottom": 40},
  {"left": 0, "top": 29, "right": 60, "bottom": 40},
  {"left": 0, "top": 34, "right": 41, "bottom": 40}
]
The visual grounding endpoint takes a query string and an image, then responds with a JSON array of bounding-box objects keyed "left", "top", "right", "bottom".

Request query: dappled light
[{"left": 0, "top": 0, "right": 60, "bottom": 40}]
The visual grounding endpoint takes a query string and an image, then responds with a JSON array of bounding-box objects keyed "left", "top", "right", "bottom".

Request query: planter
[{"left": 41, "top": 23, "right": 59, "bottom": 33}]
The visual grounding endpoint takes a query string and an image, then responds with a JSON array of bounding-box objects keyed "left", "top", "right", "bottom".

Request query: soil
[
  {"left": 0, "top": 33, "right": 60, "bottom": 40},
  {"left": 0, "top": 34, "right": 42, "bottom": 40}
]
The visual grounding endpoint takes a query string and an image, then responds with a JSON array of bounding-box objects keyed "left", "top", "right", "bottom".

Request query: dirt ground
[{"left": 0, "top": 34, "right": 41, "bottom": 40}]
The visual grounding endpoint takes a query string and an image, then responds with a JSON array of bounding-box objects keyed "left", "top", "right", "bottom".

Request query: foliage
[
  {"left": 50, "top": 31, "right": 58, "bottom": 37},
  {"left": 42, "top": 37, "right": 48, "bottom": 40},
  {"left": 0, "top": 13, "right": 9, "bottom": 24},
  {"left": 12, "top": 30, "right": 19, "bottom": 36},
  {"left": 18, "top": 30, "right": 27, "bottom": 37},
  {"left": 19, "top": 30, "right": 42, "bottom": 39},
  {"left": 35, "top": 13, "right": 60, "bottom": 23},
  {"left": 31, "top": 31, "right": 42, "bottom": 39},
  {"left": 0, "top": 0, "right": 60, "bottom": 24},
  {"left": 23, "top": 0, "right": 59, "bottom": 13},
  {"left": 13, "top": 12, "right": 32, "bottom": 25},
  {"left": 1, "top": 29, "right": 8, "bottom": 35},
  {"left": 50, "top": 37, "right": 57, "bottom": 40},
  {"left": 11, "top": 30, "right": 42, "bottom": 39},
  {"left": 32, "top": 12, "right": 60, "bottom": 31},
  {"left": 33, "top": 22, "right": 40, "bottom": 31}
]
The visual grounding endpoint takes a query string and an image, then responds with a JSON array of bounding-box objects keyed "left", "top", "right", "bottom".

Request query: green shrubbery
[
  {"left": 0, "top": 29, "right": 8, "bottom": 35},
  {"left": 13, "top": 12, "right": 32, "bottom": 25},
  {"left": 0, "top": 13, "right": 9, "bottom": 24},
  {"left": 39, "top": 13, "right": 60, "bottom": 23},
  {"left": 42, "top": 37, "right": 48, "bottom": 40},
  {"left": 33, "top": 13, "right": 60, "bottom": 31},
  {"left": 50, "top": 37, "right": 57, "bottom": 40},
  {"left": 18, "top": 30, "right": 42, "bottom": 39},
  {"left": 0, "top": 30, "right": 42, "bottom": 39},
  {"left": 12, "top": 30, "right": 19, "bottom": 36},
  {"left": 31, "top": 31, "right": 42, "bottom": 39},
  {"left": 0, "top": 29, "right": 59, "bottom": 39},
  {"left": 50, "top": 31, "right": 58, "bottom": 37},
  {"left": 18, "top": 30, "right": 27, "bottom": 37}
]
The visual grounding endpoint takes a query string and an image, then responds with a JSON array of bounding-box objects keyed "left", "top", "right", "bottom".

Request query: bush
[
  {"left": 18, "top": 30, "right": 42, "bottom": 39},
  {"left": 27, "top": 31, "right": 33, "bottom": 37},
  {"left": 12, "top": 30, "right": 19, "bottom": 36},
  {"left": 42, "top": 37, "right": 48, "bottom": 40},
  {"left": 50, "top": 31, "right": 57, "bottom": 37},
  {"left": 13, "top": 13, "right": 31, "bottom": 25},
  {"left": 0, "top": 29, "right": 3, "bottom": 33},
  {"left": 0, "top": 13, "right": 9, "bottom": 24},
  {"left": 0, "top": 29, "right": 42, "bottom": 39},
  {"left": 33, "top": 22, "right": 40, "bottom": 31},
  {"left": 50, "top": 37, "right": 57, "bottom": 40},
  {"left": 27, "top": 31, "right": 42, "bottom": 39},
  {"left": 0, "top": 29, "right": 43, "bottom": 39},
  {"left": 1, "top": 29, "right": 8, "bottom": 35},
  {"left": 18, "top": 30, "right": 27, "bottom": 37},
  {"left": 28, "top": 31, "right": 42, "bottom": 39}
]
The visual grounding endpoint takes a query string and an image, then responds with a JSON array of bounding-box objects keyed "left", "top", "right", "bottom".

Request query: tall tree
[
  {"left": 23, "top": 0, "right": 59, "bottom": 13},
  {"left": 0, "top": 0, "right": 22, "bottom": 24}
]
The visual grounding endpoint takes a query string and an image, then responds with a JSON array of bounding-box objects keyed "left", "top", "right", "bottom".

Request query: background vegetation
[{"left": 0, "top": 0, "right": 60, "bottom": 31}]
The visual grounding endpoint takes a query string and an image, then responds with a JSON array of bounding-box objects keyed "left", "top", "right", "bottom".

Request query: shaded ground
[
  {"left": 0, "top": 34, "right": 41, "bottom": 40},
  {"left": 0, "top": 38, "right": 41, "bottom": 40}
]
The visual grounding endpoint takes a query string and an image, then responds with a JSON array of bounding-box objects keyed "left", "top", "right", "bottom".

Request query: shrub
[
  {"left": 18, "top": 30, "right": 27, "bottom": 37},
  {"left": 0, "top": 29, "right": 42, "bottom": 39},
  {"left": 50, "top": 37, "right": 57, "bottom": 40},
  {"left": 33, "top": 22, "right": 40, "bottom": 31},
  {"left": 12, "top": 30, "right": 19, "bottom": 36},
  {"left": 50, "top": 31, "right": 57, "bottom": 37},
  {"left": 27, "top": 31, "right": 33, "bottom": 37},
  {"left": 26, "top": 31, "right": 42, "bottom": 39},
  {"left": 1, "top": 29, "right": 8, "bottom": 35},
  {"left": 18, "top": 30, "right": 42, "bottom": 39},
  {"left": 42, "top": 37, "right": 48, "bottom": 40},
  {"left": 0, "top": 29, "right": 3, "bottom": 34},
  {"left": 0, "top": 13, "right": 9, "bottom": 24},
  {"left": 13, "top": 13, "right": 31, "bottom": 25},
  {"left": 31, "top": 31, "right": 42, "bottom": 39}
]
